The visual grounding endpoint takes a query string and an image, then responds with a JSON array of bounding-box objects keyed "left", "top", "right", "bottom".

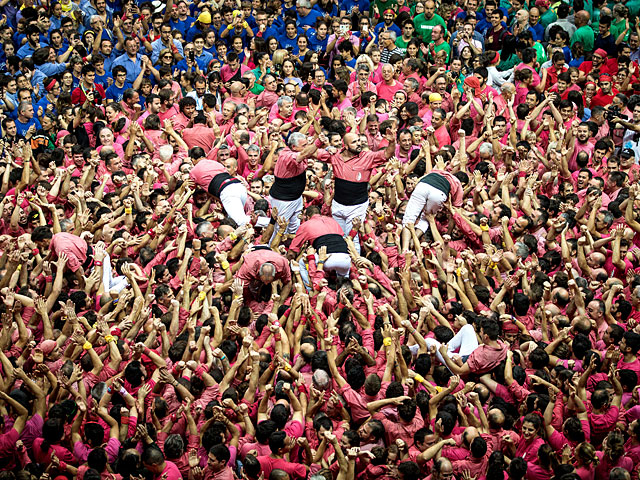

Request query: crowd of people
[{"left": 1, "top": 0, "right": 640, "bottom": 479}]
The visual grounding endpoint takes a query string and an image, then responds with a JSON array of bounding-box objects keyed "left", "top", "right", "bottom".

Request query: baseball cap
[
  {"left": 197, "top": 11, "right": 211, "bottom": 24},
  {"left": 621, "top": 148, "right": 635, "bottom": 158}
]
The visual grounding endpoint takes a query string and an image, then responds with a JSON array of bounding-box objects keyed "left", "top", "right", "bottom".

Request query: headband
[{"left": 45, "top": 79, "right": 58, "bottom": 92}]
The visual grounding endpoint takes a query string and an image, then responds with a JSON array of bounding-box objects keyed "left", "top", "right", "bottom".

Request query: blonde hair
[
  {"left": 355, "top": 54, "right": 374, "bottom": 74},
  {"left": 272, "top": 49, "right": 289, "bottom": 68},
  {"left": 575, "top": 442, "right": 599, "bottom": 467}
]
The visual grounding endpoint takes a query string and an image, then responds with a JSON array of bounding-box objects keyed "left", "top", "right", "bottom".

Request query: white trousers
[
  {"left": 299, "top": 252, "right": 352, "bottom": 290},
  {"left": 268, "top": 196, "right": 303, "bottom": 244},
  {"left": 424, "top": 324, "right": 479, "bottom": 370},
  {"left": 220, "top": 183, "right": 249, "bottom": 226},
  {"left": 331, "top": 199, "right": 368, "bottom": 254},
  {"left": 100, "top": 253, "right": 129, "bottom": 294},
  {"left": 402, "top": 182, "right": 448, "bottom": 232}
]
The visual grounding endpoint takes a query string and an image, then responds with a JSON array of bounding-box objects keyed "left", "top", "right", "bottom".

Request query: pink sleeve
[
  {"left": 127, "top": 416, "right": 138, "bottom": 439},
  {"left": 551, "top": 398, "right": 564, "bottom": 431},
  {"left": 506, "top": 380, "right": 530, "bottom": 403},
  {"left": 143, "top": 251, "right": 168, "bottom": 275},
  {"left": 372, "top": 266, "right": 393, "bottom": 293},
  {"left": 452, "top": 213, "right": 480, "bottom": 244},
  {"left": 361, "top": 329, "right": 374, "bottom": 356}
]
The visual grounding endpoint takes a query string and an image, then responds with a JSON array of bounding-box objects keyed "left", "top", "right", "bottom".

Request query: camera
[
  {"left": 189, "top": 51, "right": 195, "bottom": 61},
  {"left": 605, "top": 106, "right": 627, "bottom": 122}
]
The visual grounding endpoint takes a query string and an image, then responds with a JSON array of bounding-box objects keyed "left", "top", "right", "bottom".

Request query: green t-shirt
[
  {"left": 627, "top": 0, "right": 640, "bottom": 17},
  {"left": 432, "top": 41, "right": 451, "bottom": 63},
  {"left": 373, "top": 0, "right": 396, "bottom": 17},
  {"left": 571, "top": 25, "right": 595, "bottom": 52},
  {"left": 539, "top": 8, "right": 557, "bottom": 28},
  {"left": 413, "top": 13, "right": 447, "bottom": 43},
  {"left": 533, "top": 42, "right": 547, "bottom": 65},
  {"left": 610, "top": 18, "right": 628, "bottom": 42},
  {"left": 497, "top": 53, "right": 520, "bottom": 72},
  {"left": 395, "top": 36, "right": 411, "bottom": 53}
]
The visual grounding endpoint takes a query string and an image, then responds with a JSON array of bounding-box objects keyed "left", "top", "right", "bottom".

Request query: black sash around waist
[
  {"left": 312, "top": 233, "right": 349, "bottom": 254},
  {"left": 333, "top": 177, "right": 368, "bottom": 206},
  {"left": 420, "top": 172, "right": 450, "bottom": 197},
  {"left": 269, "top": 171, "right": 306, "bottom": 201},
  {"left": 208, "top": 172, "right": 240, "bottom": 198}
]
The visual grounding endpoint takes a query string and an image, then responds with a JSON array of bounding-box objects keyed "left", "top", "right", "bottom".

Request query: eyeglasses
[{"left": 163, "top": 55, "right": 172, "bottom": 58}]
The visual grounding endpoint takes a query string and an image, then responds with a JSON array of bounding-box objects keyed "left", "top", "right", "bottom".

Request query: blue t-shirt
[
  {"left": 297, "top": 9, "right": 324, "bottom": 28},
  {"left": 307, "top": 29, "right": 328, "bottom": 53},
  {"left": 105, "top": 82, "right": 132, "bottom": 102},
  {"left": 170, "top": 16, "right": 195, "bottom": 36},
  {"left": 15, "top": 117, "right": 41, "bottom": 137},
  {"left": 95, "top": 71, "right": 113, "bottom": 89}
]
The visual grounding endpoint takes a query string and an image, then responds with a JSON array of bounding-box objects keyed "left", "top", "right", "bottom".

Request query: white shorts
[
  {"left": 331, "top": 199, "right": 368, "bottom": 253},
  {"left": 220, "top": 182, "right": 249, "bottom": 226},
  {"left": 402, "top": 182, "right": 447, "bottom": 232},
  {"left": 268, "top": 196, "right": 303, "bottom": 244}
]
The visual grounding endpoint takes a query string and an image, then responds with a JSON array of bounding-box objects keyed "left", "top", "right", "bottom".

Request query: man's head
[
  {"left": 259, "top": 262, "right": 276, "bottom": 284},
  {"left": 344, "top": 132, "right": 362, "bottom": 155},
  {"left": 17, "top": 102, "right": 34, "bottom": 120},
  {"left": 207, "top": 444, "right": 231, "bottom": 472},
  {"left": 124, "top": 37, "right": 138, "bottom": 56},
  {"left": 424, "top": 1, "right": 435, "bottom": 19},
  {"left": 432, "top": 24, "right": 444, "bottom": 42}
]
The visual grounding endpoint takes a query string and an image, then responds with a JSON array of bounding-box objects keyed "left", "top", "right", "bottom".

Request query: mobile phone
[
  {"left": 362, "top": 25, "right": 368, "bottom": 33},
  {"left": 340, "top": 24, "right": 347, "bottom": 34},
  {"left": 189, "top": 51, "right": 195, "bottom": 60},
  {"left": 286, "top": 46, "right": 293, "bottom": 52}
]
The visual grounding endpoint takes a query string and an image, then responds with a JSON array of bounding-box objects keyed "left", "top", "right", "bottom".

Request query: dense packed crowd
[{"left": 1, "top": 0, "right": 640, "bottom": 479}]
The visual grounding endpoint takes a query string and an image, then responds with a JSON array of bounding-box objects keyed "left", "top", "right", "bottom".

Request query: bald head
[
  {"left": 487, "top": 408, "right": 505, "bottom": 429},
  {"left": 575, "top": 10, "right": 590, "bottom": 26},
  {"left": 230, "top": 81, "right": 244, "bottom": 94}
]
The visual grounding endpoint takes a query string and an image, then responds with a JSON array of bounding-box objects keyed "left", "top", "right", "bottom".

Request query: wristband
[
  {"left": 107, "top": 387, "right": 112, "bottom": 394},
  {"left": 121, "top": 416, "right": 130, "bottom": 424},
  {"left": 274, "top": 334, "right": 282, "bottom": 341},
  {"left": 199, "top": 291, "right": 206, "bottom": 301},
  {"left": 45, "top": 275, "right": 53, "bottom": 283},
  {"left": 83, "top": 341, "right": 93, "bottom": 350},
  {"left": 414, "top": 374, "right": 425, "bottom": 384},
  {"left": 147, "top": 229, "right": 156, "bottom": 238},
  {"left": 16, "top": 264, "right": 21, "bottom": 271},
  {"left": 94, "top": 260, "right": 103, "bottom": 267},
  {"left": 220, "top": 354, "right": 226, "bottom": 360},
  {"left": 284, "top": 363, "right": 291, "bottom": 371},
  {"left": 348, "top": 229, "right": 357, "bottom": 238},
  {"left": 337, "top": 302, "right": 345, "bottom": 309},
  {"left": 383, "top": 337, "right": 392, "bottom": 346},
  {"left": 377, "top": 215, "right": 385, "bottom": 221},
  {"left": 59, "top": 461, "right": 67, "bottom": 471},
  {"left": 221, "top": 260, "right": 230, "bottom": 270},
  {"left": 120, "top": 387, "right": 128, "bottom": 396},
  {"left": 125, "top": 207, "right": 133, "bottom": 214},
  {"left": 229, "top": 232, "right": 238, "bottom": 241},
  {"left": 480, "top": 225, "right": 489, "bottom": 231},
  {"left": 105, "top": 335, "right": 115, "bottom": 343},
  {"left": 32, "top": 248, "right": 39, "bottom": 256}
]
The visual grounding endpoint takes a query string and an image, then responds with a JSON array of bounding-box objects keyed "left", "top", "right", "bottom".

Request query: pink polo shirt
[
  {"left": 50, "top": 233, "right": 88, "bottom": 272},
  {"left": 189, "top": 160, "right": 227, "bottom": 190}
]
